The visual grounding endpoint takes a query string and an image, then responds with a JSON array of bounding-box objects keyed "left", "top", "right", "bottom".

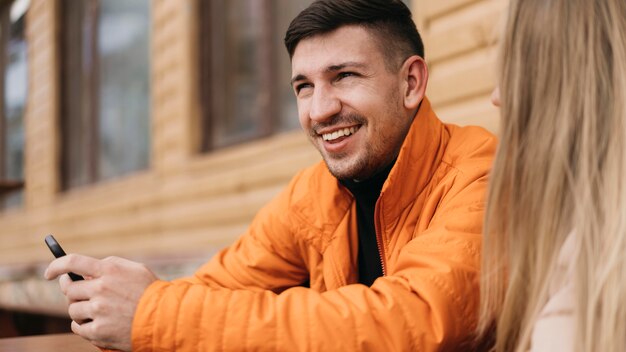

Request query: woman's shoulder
[{"left": 529, "top": 233, "right": 577, "bottom": 351}]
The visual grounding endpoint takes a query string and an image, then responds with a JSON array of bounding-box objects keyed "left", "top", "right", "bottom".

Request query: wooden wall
[
  {"left": 0, "top": 0, "right": 505, "bottom": 314},
  {"left": 414, "top": 0, "right": 505, "bottom": 133}
]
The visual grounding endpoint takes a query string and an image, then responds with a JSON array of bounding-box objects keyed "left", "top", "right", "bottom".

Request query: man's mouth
[{"left": 321, "top": 126, "right": 359, "bottom": 142}]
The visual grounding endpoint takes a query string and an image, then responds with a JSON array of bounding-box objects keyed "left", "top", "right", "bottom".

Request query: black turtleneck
[{"left": 340, "top": 162, "right": 395, "bottom": 287}]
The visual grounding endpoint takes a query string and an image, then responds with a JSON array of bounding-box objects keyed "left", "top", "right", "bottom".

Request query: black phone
[{"left": 44, "top": 234, "right": 84, "bottom": 281}]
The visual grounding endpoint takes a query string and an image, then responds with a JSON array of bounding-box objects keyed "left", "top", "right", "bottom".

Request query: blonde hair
[{"left": 479, "top": 0, "right": 626, "bottom": 351}]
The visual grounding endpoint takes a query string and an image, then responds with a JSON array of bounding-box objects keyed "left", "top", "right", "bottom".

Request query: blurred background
[{"left": 0, "top": 0, "right": 501, "bottom": 337}]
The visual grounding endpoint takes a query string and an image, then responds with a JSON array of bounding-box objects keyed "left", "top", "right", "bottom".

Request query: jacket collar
[{"left": 379, "top": 97, "right": 447, "bottom": 221}]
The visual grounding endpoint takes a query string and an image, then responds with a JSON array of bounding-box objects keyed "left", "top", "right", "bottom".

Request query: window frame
[
  {"left": 0, "top": 0, "right": 26, "bottom": 203},
  {"left": 58, "top": 0, "right": 100, "bottom": 189},
  {"left": 0, "top": 3, "right": 7, "bottom": 183},
  {"left": 58, "top": 0, "right": 151, "bottom": 190},
  {"left": 198, "top": 0, "right": 280, "bottom": 152}
]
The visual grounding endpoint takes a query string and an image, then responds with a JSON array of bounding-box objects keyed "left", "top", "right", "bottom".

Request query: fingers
[
  {"left": 71, "top": 319, "right": 82, "bottom": 336},
  {"left": 57, "top": 256, "right": 150, "bottom": 352},
  {"left": 59, "top": 274, "right": 72, "bottom": 295},
  {"left": 44, "top": 254, "right": 102, "bottom": 280},
  {"left": 62, "top": 277, "right": 99, "bottom": 302},
  {"left": 68, "top": 300, "right": 93, "bottom": 324},
  {"left": 70, "top": 302, "right": 109, "bottom": 345},
  {"left": 71, "top": 313, "right": 128, "bottom": 351},
  {"left": 71, "top": 319, "right": 98, "bottom": 343}
]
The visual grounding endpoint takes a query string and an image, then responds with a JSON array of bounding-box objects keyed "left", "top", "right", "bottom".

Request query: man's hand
[{"left": 44, "top": 254, "right": 158, "bottom": 351}]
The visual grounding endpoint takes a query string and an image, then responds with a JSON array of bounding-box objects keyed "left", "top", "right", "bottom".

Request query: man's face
[{"left": 291, "top": 25, "right": 414, "bottom": 181}]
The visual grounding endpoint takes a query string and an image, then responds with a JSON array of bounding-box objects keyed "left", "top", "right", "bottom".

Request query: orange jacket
[{"left": 132, "top": 98, "right": 497, "bottom": 351}]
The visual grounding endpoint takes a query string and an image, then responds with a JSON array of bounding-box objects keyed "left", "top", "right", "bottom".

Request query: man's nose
[{"left": 309, "top": 85, "right": 341, "bottom": 123}]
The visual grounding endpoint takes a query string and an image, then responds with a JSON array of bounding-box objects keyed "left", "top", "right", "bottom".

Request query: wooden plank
[
  {"left": 0, "top": 220, "right": 248, "bottom": 265},
  {"left": 23, "top": 0, "right": 60, "bottom": 208},
  {"left": 424, "top": 4, "right": 501, "bottom": 63},
  {"left": 420, "top": 0, "right": 481, "bottom": 21},
  {"left": 427, "top": 46, "right": 497, "bottom": 107},
  {"left": 0, "top": 334, "right": 99, "bottom": 352},
  {"left": 436, "top": 94, "right": 500, "bottom": 133},
  {"left": 0, "top": 131, "right": 320, "bottom": 264},
  {"left": 0, "top": 141, "right": 316, "bottom": 249}
]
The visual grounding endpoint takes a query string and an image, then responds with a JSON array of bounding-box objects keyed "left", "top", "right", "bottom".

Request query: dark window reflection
[
  {"left": 1, "top": 0, "right": 28, "bottom": 208},
  {"left": 200, "top": 0, "right": 313, "bottom": 151},
  {"left": 97, "top": 0, "right": 150, "bottom": 181},
  {"left": 60, "top": 0, "right": 150, "bottom": 189}
]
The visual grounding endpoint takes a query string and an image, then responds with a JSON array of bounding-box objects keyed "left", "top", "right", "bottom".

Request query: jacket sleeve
[
  {"left": 386, "top": 168, "right": 489, "bottom": 351},
  {"left": 173, "top": 180, "right": 312, "bottom": 293},
  {"left": 130, "top": 159, "right": 490, "bottom": 352}
]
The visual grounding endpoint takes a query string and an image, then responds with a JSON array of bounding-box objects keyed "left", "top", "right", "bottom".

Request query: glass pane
[
  {"left": 97, "top": 0, "right": 150, "bottom": 181},
  {"left": 209, "top": 0, "right": 265, "bottom": 147},
  {"left": 2, "top": 0, "right": 28, "bottom": 207},
  {"left": 202, "top": 0, "right": 313, "bottom": 150},
  {"left": 275, "top": 0, "right": 313, "bottom": 132}
]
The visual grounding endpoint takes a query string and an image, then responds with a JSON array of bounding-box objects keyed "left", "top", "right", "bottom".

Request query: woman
[{"left": 478, "top": 0, "right": 626, "bottom": 351}]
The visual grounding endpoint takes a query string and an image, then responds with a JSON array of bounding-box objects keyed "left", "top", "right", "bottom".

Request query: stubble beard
[
  {"left": 323, "top": 147, "right": 370, "bottom": 181},
  {"left": 308, "top": 112, "right": 370, "bottom": 180},
  {"left": 311, "top": 90, "right": 410, "bottom": 181},
  {"left": 316, "top": 125, "right": 408, "bottom": 181}
]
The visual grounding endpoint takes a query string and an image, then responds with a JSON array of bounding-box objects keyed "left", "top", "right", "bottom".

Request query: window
[
  {"left": 199, "top": 0, "right": 312, "bottom": 151},
  {"left": 59, "top": 0, "right": 151, "bottom": 190},
  {"left": 0, "top": 0, "right": 28, "bottom": 209}
]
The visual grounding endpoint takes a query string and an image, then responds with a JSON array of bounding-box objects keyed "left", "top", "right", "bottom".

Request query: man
[{"left": 46, "top": 0, "right": 496, "bottom": 350}]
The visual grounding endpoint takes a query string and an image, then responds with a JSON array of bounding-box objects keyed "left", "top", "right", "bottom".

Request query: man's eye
[
  {"left": 337, "top": 72, "right": 356, "bottom": 80},
  {"left": 295, "top": 83, "right": 312, "bottom": 94}
]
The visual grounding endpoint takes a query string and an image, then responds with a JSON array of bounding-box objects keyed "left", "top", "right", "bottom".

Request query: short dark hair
[{"left": 284, "top": 0, "right": 425, "bottom": 70}]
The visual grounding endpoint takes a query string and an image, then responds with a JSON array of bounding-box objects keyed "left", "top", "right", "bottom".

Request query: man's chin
[
  {"left": 323, "top": 159, "right": 368, "bottom": 181},
  {"left": 328, "top": 169, "right": 357, "bottom": 181}
]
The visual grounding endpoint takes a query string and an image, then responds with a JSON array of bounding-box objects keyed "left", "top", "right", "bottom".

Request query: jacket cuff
[{"left": 131, "top": 280, "right": 171, "bottom": 352}]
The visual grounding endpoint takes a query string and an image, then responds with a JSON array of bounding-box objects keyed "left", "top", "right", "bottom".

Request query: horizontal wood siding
[
  {"left": 0, "top": 0, "right": 320, "bottom": 268},
  {"left": 1, "top": 0, "right": 505, "bottom": 314},
  {"left": 415, "top": 0, "right": 506, "bottom": 133}
]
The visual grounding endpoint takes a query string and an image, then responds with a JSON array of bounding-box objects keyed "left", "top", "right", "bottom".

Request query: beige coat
[{"left": 530, "top": 233, "right": 576, "bottom": 351}]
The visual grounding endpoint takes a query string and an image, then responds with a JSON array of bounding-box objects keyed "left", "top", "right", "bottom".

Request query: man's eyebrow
[
  {"left": 290, "top": 74, "right": 307, "bottom": 86},
  {"left": 326, "top": 61, "right": 367, "bottom": 72},
  {"left": 290, "top": 62, "right": 368, "bottom": 86}
]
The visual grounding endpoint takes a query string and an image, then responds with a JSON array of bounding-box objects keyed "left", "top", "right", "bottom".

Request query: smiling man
[
  {"left": 292, "top": 26, "right": 414, "bottom": 182},
  {"left": 45, "top": 1, "right": 497, "bottom": 351}
]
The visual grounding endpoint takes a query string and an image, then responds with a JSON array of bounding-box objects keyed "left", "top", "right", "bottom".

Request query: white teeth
[{"left": 322, "top": 127, "right": 358, "bottom": 141}]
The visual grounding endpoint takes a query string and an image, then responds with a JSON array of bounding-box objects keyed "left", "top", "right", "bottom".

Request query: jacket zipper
[
  {"left": 374, "top": 201, "right": 387, "bottom": 276},
  {"left": 376, "top": 235, "right": 386, "bottom": 276}
]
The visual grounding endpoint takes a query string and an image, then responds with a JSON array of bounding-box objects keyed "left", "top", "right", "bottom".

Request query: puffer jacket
[{"left": 131, "top": 98, "right": 497, "bottom": 351}]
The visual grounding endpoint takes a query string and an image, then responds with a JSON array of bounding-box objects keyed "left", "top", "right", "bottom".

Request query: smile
[{"left": 321, "top": 126, "right": 359, "bottom": 141}]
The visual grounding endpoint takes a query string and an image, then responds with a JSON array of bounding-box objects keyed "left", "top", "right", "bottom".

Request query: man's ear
[{"left": 400, "top": 56, "right": 428, "bottom": 110}]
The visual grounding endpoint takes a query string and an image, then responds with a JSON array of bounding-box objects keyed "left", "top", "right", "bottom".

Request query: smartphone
[{"left": 44, "top": 234, "right": 84, "bottom": 281}]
